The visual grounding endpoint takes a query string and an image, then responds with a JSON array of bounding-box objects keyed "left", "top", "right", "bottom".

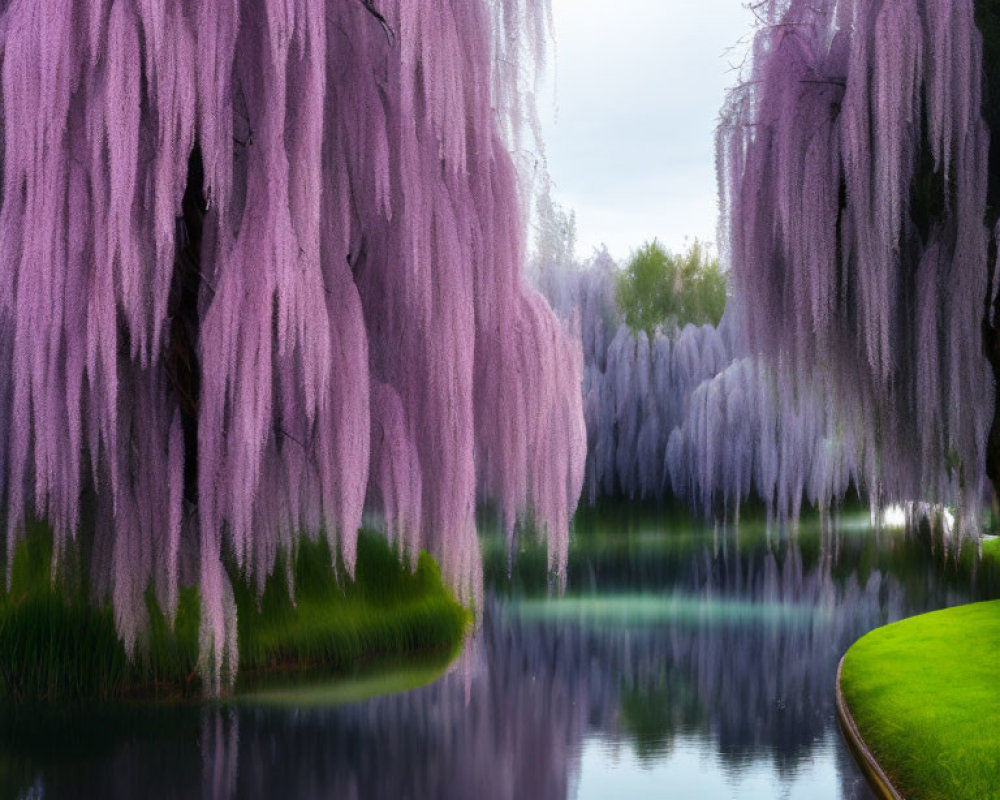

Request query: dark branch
[{"left": 360, "top": 0, "right": 395, "bottom": 46}]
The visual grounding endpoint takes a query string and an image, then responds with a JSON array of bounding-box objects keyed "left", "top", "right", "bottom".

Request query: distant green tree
[{"left": 616, "top": 239, "right": 727, "bottom": 338}]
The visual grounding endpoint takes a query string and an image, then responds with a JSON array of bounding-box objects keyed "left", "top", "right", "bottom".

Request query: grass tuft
[{"left": 234, "top": 533, "right": 469, "bottom": 684}]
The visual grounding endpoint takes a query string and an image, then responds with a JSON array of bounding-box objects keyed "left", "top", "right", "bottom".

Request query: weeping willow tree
[
  {"left": 0, "top": 0, "right": 586, "bottom": 693},
  {"left": 718, "top": 0, "right": 1000, "bottom": 534}
]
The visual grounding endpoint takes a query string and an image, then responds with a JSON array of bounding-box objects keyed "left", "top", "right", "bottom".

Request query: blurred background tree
[{"left": 616, "top": 239, "right": 727, "bottom": 338}]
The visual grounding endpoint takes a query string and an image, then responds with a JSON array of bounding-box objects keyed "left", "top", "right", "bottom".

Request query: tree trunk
[{"left": 165, "top": 146, "right": 206, "bottom": 505}]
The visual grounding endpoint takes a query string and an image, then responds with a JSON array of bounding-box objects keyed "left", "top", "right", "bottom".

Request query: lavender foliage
[
  {"left": 718, "top": 0, "right": 994, "bottom": 531},
  {"left": 0, "top": 0, "right": 585, "bottom": 692}
]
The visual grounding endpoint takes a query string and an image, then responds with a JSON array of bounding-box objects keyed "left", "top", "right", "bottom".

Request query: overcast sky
[{"left": 538, "top": 0, "right": 755, "bottom": 263}]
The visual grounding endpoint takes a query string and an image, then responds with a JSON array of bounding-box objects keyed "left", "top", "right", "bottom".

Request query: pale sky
[{"left": 539, "top": 0, "right": 755, "bottom": 263}]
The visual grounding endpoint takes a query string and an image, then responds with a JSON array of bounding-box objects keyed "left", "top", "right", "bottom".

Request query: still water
[{"left": 3, "top": 507, "right": 997, "bottom": 799}]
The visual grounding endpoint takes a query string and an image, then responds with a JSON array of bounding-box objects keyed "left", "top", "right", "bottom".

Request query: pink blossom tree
[
  {"left": 0, "top": 0, "right": 585, "bottom": 692},
  {"left": 719, "top": 0, "right": 1000, "bottom": 534}
]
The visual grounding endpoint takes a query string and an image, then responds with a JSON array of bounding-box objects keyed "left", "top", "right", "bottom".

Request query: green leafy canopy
[{"left": 616, "top": 239, "right": 727, "bottom": 338}]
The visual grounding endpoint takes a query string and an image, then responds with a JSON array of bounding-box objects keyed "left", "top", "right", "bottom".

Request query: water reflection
[{"left": 2, "top": 513, "right": 997, "bottom": 799}]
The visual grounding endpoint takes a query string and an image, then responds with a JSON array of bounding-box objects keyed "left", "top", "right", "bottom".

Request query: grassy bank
[
  {"left": 0, "top": 525, "right": 469, "bottom": 703},
  {"left": 839, "top": 600, "right": 1000, "bottom": 800},
  {"left": 984, "top": 537, "right": 1000, "bottom": 562}
]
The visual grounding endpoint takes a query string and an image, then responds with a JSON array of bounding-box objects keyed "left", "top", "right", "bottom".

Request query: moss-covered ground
[
  {"left": 0, "top": 524, "right": 469, "bottom": 703},
  {"left": 840, "top": 598, "right": 1000, "bottom": 800}
]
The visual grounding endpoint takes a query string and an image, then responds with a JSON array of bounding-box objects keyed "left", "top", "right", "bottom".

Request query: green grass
[
  {"left": 0, "top": 525, "right": 468, "bottom": 703},
  {"left": 234, "top": 532, "right": 469, "bottom": 685},
  {"left": 984, "top": 537, "right": 1000, "bottom": 562},
  {"left": 840, "top": 601, "right": 1000, "bottom": 800}
]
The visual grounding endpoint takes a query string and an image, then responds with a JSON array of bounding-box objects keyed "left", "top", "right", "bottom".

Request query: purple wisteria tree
[
  {"left": 0, "top": 0, "right": 585, "bottom": 692},
  {"left": 719, "top": 0, "right": 1000, "bottom": 533}
]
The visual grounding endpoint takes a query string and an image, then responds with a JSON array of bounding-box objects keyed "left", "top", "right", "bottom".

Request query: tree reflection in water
[{"left": 4, "top": 517, "right": 997, "bottom": 799}]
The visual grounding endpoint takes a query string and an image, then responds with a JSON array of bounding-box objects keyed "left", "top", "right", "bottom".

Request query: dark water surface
[{"left": 2, "top": 508, "right": 997, "bottom": 799}]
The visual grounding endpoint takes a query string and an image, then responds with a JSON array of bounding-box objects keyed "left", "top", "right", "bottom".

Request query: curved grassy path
[{"left": 839, "top": 597, "right": 1000, "bottom": 800}]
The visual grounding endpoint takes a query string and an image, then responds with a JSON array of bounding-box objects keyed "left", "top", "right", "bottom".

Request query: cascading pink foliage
[
  {"left": 719, "top": 0, "right": 994, "bottom": 529},
  {"left": 0, "top": 0, "right": 584, "bottom": 693}
]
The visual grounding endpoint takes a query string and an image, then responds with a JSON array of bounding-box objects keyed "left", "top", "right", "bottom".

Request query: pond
[{"left": 2, "top": 507, "right": 997, "bottom": 799}]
